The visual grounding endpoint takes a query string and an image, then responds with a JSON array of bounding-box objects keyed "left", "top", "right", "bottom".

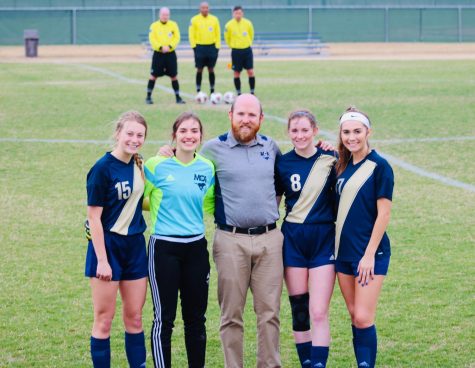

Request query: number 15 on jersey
[{"left": 115, "top": 181, "right": 131, "bottom": 200}]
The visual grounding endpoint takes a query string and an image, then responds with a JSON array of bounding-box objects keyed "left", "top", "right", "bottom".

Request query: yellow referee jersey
[
  {"left": 149, "top": 20, "right": 180, "bottom": 52},
  {"left": 188, "top": 14, "right": 221, "bottom": 49},
  {"left": 224, "top": 18, "right": 254, "bottom": 49}
]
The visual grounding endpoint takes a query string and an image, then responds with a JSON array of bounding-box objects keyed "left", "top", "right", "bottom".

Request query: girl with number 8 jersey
[
  {"left": 275, "top": 110, "right": 337, "bottom": 368},
  {"left": 85, "top": 111, "right": 148, "bottom": 368},
  {"left": 334, "top": 106, "right": 394, "bottom": 368}
]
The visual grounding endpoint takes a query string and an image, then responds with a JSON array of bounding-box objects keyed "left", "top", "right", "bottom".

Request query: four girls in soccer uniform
[
  {"left": 335, "top": 107, "right": 394, "bottom": 368},
  {"left": 276, "top": 110, "right": 337, "bottom": 368},
  {"left": 85, "top": 111, "right": 149, "bottom": 368},
  {"left": 144, "top": 112, "right": 215, "bottom": 368}
]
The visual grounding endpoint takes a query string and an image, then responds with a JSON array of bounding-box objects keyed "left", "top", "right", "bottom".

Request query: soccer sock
[
  {"left": 196, "top": 72, "right": 202, "bottom": 92},
  {"left": 147, "top": 79, "right": 155, "bottom": 98},
  {"left": 171, "top": 80, "right": 181, "bottom": 101},
  {"left": 209, "top": 72, "right": 215, "bottom": 93},
  {"left": 351, "top": 325, "right": 357, "bottom": 357},
  {"left": 234, "top": 77, "right": 241, "bottom": 95},
  {"left": 249, "top": 76, "right": 256, "bottom": 94},
  {"left": 370, "top": 325, "right": 377, "bottom": 368},
  {"left": 354, "top": 325, "right": 376, "bottom": 368},
  {"left": 311, "top": 346, "right": 329, "bottom": 368},
  {"left": 296, "top": 341, "right": 311, "bottom": 367},
  {"left": 90, "top": 336, "right": 110, "bottom": 368},
  {"left": 125, "top": 331, "right": 146, "bottom": 368}
]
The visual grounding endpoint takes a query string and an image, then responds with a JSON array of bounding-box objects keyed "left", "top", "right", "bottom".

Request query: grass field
[{"left": 0, "top": 57, "right": 474, "bottom": 367}]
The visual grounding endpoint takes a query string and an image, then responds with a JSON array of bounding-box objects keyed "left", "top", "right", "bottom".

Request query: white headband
[{"left": 339, "top": 112, "right": 371, "bottom": 129}]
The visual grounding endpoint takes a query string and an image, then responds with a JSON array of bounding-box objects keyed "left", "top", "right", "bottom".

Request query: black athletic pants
[{"left": 148, "top": 235, "right": 210, "bottom": 368}]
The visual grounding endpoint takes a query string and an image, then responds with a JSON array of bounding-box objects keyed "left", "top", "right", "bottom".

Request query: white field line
[{"left": 7, "top": 63, "right": 474, "bottom": 193}]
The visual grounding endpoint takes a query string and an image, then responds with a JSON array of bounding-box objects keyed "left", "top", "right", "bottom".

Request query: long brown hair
[
  {"left": 114, "top": 110, "right": 148, "bottom": 180},
  {"left": 171, "top": 112, "right": 204, "bottom": 143},
  {"left": 335, "top": 106, "right": 371, "bottom": 176}
]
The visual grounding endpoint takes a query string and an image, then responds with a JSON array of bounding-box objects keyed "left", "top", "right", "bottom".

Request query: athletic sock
[
  {"left": 234, "top": 77, "right": 241, "bottom": 95},
  {"left": 147, "top": 79, "right": 155, "bottom": 98},
  {"left": 171, "top": 80, "right": 180, "bottom": 95},
  {"left": 171, "top": 80, "right": 182, "bottom": 101},
  {"left": 249, "top": 76, "right": 255, "bottom": 94},
  {"left": 354, "top": 325, "right": 377, "bottom": 368},
  {"left": 351, "top": 324, "right": 357, "bottom": 357},
  {"left": 209, "top": 72, "right": 215, "bottom": 93},
  {"left": 196, "top": 72, "right": 202, "bottom": 92},
  {"left": 296, "top": 341, "right": 311, "bottom": 367},
  {"left": 370, "top": 325, "right": 377, "bottom": 368},
  {"left": 90, "top": 336, "right": 110, "bottom": 368},
  {"left": 125, "top": 331, "right": 146, "bottom": 368},
  {"left": 311, "top": 346, "right": 329, "bottom": 368}
]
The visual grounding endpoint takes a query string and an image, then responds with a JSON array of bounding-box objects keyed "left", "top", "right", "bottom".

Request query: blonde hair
[{"left": 114, "top": 110, "right": 148, "bottom": 180}]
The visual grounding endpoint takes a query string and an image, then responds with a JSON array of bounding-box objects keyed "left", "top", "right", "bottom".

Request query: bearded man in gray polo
[{"left": 200, "top": 94, "right": 283, "bottom": 368}]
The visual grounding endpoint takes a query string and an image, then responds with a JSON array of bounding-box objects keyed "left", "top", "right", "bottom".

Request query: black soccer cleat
[
  {"left": 145, "top": 97, "right": 153, "bottom": 104},
  {"left": 176, "top": 96, "right": 186, "bottom": 104}
]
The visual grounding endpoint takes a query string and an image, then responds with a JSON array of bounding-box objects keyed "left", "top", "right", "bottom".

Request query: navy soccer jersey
[
  {"left": 335, "top": 150, "right": 394, "bottom": 261},
  {"left": 86, "top": 152, "right": 146, "bottom": 236},
  {"left": 275, "top": 148, "right": 337, "bottom": 224}
]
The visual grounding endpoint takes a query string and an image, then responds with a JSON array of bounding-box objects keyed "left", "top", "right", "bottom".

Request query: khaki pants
[{"left": 212, "top": 228, "right": 284, "bottom": 368}]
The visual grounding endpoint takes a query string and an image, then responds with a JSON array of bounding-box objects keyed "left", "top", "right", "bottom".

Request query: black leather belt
[{"left": 217, "top": 223, "right": 277, "bottom": 235}]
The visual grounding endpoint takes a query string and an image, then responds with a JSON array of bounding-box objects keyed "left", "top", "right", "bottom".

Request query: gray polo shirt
[{"left": 200, "top": 131, "right": 281, "bottom": 228}]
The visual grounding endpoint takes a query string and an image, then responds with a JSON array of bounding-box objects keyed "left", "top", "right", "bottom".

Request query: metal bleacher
[{"left": 140, "top": 32, "right": 328, "bottom": 58}]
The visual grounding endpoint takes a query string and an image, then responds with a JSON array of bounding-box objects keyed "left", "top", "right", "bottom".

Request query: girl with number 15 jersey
[{"left": 85, "top": 111, "right": 148, "bottom": 368}]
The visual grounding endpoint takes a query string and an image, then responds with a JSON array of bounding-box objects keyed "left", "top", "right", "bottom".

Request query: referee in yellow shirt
[
  {"left": 224, "top": 6, "right": 255, "bottom": 95},
  {"left": 146, "top": 7, "right": 185, "bottom": 105},
  {"left": 189, "top": 2, "right": 221, "bottom": 94}
]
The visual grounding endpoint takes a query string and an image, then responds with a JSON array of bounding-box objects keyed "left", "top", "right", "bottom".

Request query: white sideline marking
[
  {"left": 379, "top": 153, "right": 475, "bottom": 193},
  {"left": 12, "top": 63, "right": 474, "bottom": 194}
]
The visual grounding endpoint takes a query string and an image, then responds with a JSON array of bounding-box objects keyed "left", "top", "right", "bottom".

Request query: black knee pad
[{"left": 289, "top": 293, "right": 310, "bottom": 332}]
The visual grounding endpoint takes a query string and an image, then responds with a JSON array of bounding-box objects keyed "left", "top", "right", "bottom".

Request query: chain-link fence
[{"left": 1, "top": 5, "right": 474, "bottom": 45}]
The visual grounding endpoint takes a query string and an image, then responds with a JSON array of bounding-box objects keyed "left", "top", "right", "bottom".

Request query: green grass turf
[{"left": 0, "top": 59, "right": 474, "bottom": 367}]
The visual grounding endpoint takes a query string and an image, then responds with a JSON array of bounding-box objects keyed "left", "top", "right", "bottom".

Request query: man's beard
[{"left": 232, "top": 123, "right": 260, "bottom": 144}]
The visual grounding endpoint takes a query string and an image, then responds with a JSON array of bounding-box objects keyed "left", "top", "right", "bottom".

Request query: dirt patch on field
[{"left": 1, "top": 43, "right": 474, "bottom": 63}]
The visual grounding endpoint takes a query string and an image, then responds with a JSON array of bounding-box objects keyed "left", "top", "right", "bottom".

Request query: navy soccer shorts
[
  {"left": 335, "top": 255, "right": 390, "bottom": 277},
  {"left": 282, "top": 221, "right": 335, "bottom": 268},
  {"left": 231, "top": 47, "right": 253, "bottom": 72},
  {"left": 85, "top": 232, "right": 148, "bottom": 281}
]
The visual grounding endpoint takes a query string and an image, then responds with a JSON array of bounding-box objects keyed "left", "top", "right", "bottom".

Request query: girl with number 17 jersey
[{"left": 335, "top": 106, "right": 394, "bottom": 368}]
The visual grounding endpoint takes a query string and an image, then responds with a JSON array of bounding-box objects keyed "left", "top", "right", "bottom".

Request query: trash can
[{"left": 24, "top": 29, "right": 39, "bottom": 57}]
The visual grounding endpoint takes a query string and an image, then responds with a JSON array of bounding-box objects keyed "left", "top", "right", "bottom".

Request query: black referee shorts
[
  {"left": 194, "top": 44, "right": 219, "bottom": 69},
  {"left": 231, "top": 47, "right": 254, "bottom": 72},
  {"left": 150, "top": 50, "right": 178, "bottom": 78}
]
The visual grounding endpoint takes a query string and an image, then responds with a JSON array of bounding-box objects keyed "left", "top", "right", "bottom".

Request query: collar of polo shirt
[{"left": 226, "top": 130, "right": 264, "bottom": 147}]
